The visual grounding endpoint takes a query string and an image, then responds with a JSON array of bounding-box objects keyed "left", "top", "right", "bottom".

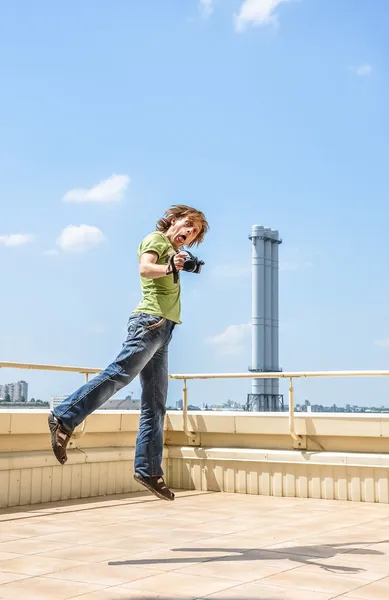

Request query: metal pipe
[
  {"left": 264, "top": 229, "right": 272, "bottom": 400},
  {"left": 271, "top": 230, "right": 280, "bottom": 398},
  {"left": 250, "top": 226, "right": 265, "bottom": 402},
  {"left": 170, "top": 370, "right": 389, "bottom": 380},
  {"left": 0, "top": 361, "right": 101, "bottom": 375}
]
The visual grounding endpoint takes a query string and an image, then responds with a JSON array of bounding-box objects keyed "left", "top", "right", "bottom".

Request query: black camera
[
  {"left": 182, "top": 251, "right": 204, "bottom": 274},
  {"left": 169, "top": 250, "right": 204, "bottom": 283}
]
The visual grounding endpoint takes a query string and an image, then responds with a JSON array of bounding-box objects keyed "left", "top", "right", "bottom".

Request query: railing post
[
  {"left": 182, "top": 378, "right": 198, "bottom": 442},
  {"left": 183, "top": 378, "right": 189, "bottom": 436},
  {"left": 289, "top": 377, "right": 304, "bottom": 448}
]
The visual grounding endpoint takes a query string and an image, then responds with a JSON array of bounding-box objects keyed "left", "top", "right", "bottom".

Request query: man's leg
[
  {"left": 133, "top": 332, "right": 175, "bottom": 501},
  {"left": 49, "top": 314, "right": 170, "bottom": 464}
]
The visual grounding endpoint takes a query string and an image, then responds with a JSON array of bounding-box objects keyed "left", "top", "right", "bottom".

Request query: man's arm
[{"left": 139, "top": 251, "right": 186, "bottom": 279}]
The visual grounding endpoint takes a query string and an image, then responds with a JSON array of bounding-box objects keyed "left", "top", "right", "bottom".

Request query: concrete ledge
[
  {"left": 168, "top": 446, "right": 389, "bottom": 503},
  {"left": 169, "top": 446, "right": 389, "bottom": 468},
  {"left": 166, "top": 411, "right": 389, "bottom": 453},
  {"left": 167, "top": 411, "right": 388, "bottom": 437}
]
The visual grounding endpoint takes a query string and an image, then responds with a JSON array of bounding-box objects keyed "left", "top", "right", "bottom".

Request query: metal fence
[
  {"left": 169, "top": 370, "right": 389, "bottom": 443},
  {"left": 2, "top": 361, "right": 389, "bottom": 445}
]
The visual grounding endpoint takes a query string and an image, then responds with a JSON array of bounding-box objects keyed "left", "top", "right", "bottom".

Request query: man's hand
[{"left": 173, "top": 252, "right": 186, "bottom": 271}]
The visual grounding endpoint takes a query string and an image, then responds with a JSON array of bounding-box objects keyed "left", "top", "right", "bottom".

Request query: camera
[
  {"left": 169, "top": 250, "right": 205, "bottom": 283},
  {"left": 182, "top": 251, "right": 204, "bottom": 274}
]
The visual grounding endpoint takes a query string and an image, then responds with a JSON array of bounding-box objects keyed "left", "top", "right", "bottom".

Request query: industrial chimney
[{"left": 247, "top": 225, "right": 284, "bottom": 411}]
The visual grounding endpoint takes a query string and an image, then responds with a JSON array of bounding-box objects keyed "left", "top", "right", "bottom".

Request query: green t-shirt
[{"left": 133, "top": 232, "right": 181, "bottom": 324}]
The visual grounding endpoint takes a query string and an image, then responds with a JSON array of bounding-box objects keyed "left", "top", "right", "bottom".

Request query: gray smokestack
[{"left": 248, "top": 225, "right": 283, "bottom": 411}]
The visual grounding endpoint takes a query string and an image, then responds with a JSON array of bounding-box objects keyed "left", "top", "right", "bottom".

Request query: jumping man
[{"left": 48, "top": 204, "right": 209, "bottom": 501}]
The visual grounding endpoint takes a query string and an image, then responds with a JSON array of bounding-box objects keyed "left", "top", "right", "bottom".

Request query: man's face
[{"left": 167, "top": 214, "right": 202, "bottom": 249}]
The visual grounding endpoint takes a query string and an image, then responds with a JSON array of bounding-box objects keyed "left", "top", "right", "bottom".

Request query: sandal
[
  {"left": 48, "top": 413, "right": 71, "bottom": 465},
  {"left": 134, "top": 473, "right": 175, "bottom": 501}
]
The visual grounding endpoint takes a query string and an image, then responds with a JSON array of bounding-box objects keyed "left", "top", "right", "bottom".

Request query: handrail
[
  {"left": 169, "top": 370, "right": 389, "bottom": 380},
  {"left": 0, "top": 361, "right": 101, "bottom": 375},
  {"left": 3, "top": 362, "right": 389, "bottom": 446},
  {"left": 169, "top": 370, "right": 389, "bottom": 443},
  {"left": 0, "top": 361, "right": 103, "bottom": 438}
]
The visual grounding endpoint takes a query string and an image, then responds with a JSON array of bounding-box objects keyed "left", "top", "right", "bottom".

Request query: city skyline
[{"left": 1, "top": 376, "right": 388, "bottom": 414}]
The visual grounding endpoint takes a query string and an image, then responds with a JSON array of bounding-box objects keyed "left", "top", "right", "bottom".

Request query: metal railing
[
  {"left": 0, "top": 361, "right": 102, "bottom": 438},
  {"left": 2, "top": 361, "right": 389, "bottom": 445},
  {"left": 169, "top": 370, "right": 389, "bottom": 444}
]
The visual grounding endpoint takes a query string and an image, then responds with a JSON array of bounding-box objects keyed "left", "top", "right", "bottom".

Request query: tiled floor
[{"left": 0, "top": 490, "right": 389, "bottom": 599}]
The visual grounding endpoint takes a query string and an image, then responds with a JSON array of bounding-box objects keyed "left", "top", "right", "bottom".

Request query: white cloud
[
  {"left": 200, "top": 0, "right": 213, "bottom": 18},
  {"left": 206, "top": 322, "right": 251, "bottom": 355},
  {"left": 0, "top": 234, "right": 34, "bottom": 247},
  {"left": 62, "top": 174, "right": 130, "bottom": 203},
  {"left": 234, "top": 0, "right": 294, "bottom": 32},
  {"left": 375, "top": 338, "right": 389, "bottom": 348},
  {"left": 57, "top": 225, "right": 105, "bottom": 253},
  {"left": 351, "top": 63, "right": 373, "bottom": 77}
]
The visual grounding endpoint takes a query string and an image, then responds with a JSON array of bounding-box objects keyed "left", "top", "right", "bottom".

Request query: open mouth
[{"left": 177, "top": 234, "right": 186, "bottom": 244}]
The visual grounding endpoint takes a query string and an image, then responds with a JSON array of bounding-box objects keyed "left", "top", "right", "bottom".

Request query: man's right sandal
[{"left": 134, "top": 473, "right": 175, "bottom": 501}]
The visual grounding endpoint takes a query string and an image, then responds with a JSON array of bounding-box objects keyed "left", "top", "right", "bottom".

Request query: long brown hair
[{"left": 156, "top": 204, "right": 209, "bottom": 247}]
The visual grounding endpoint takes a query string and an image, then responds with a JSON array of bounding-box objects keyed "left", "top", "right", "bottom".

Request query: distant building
[
  {"left": 50, "top": 396, "right": 67, "bottom": 411},
  {"left": 15, "top": 381, "right": 28, "bottom": 402},
  {"left": 0, "top": 380, "right": 28, "bottom": 402}
]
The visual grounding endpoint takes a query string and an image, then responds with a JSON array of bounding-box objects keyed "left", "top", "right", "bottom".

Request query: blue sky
[{"left": 1, "top": 0, "right": 389, "bottom": 408}]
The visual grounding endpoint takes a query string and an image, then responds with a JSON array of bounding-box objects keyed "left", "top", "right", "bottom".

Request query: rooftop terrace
[
  {"left": 0, "top": 490, "right": 389, "bottom": 599},
  {"left": 1, "top": 363, "right": 389, "bottom": 598}
]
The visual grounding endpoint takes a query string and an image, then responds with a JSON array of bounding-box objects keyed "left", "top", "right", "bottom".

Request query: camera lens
[{"left": 183, "top": 258, "right": 196, "bottom": 272}]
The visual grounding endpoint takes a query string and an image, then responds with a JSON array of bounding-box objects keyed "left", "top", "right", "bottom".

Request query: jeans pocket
[{"left": 144, "top": 316, "right": 166, "bottom": 332}]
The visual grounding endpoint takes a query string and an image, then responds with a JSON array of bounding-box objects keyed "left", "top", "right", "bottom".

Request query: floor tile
[
  {"left": 130, "top": 527, "right": 215, "bottom": 546},
  {"left": 0, "top": 555, "right": 86, "bottom": 576},
  {"left": 72, "top": 587, "right": 187, "bottom": 599},
  {"left": 0, "top": 552, "right": 22, "bottom": 562},
  {"left": 0, "top": 571, "right": 29, "bottom": 585},
  {"left": 48, "top": 563, "right": 161, "bottom": 587},
  {"left": 120, "top": 571, "right": 241, "bottom": 597},
  {"left": 0, "top": 538, "right": 69, "bottom": 555},
  {"left": 347, "top": 576, "right": 389, "bottom": 599},
  {"left": 261, "top": 566, "right": 370, "bottom": 595},
  {"left": 93, "top": 537, "right": 167, "bottom": 553},
  {"left": 0, "top": 576, "right": 103, "bottom": 600},
  {"left": 202, "top": 581, "right": 334, "bottom": 599},
  {"left": 38, "top": 544, "right": 136, "bottom": 564},
  {"left": 178, "top": 559, "right": 290, "bottom": 583}
]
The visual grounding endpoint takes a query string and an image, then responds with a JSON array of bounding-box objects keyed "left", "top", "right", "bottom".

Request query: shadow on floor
[
  {"left": 0, "top": 490, "right": 215, "bottom": 522},
  {"left": 109, "top": 540, "right": 387, "bottom": 576}
]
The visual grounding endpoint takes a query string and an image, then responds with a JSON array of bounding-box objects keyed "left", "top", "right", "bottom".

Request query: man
[{"left": 48, "top": 205, "right": 209, "bottom": 501}]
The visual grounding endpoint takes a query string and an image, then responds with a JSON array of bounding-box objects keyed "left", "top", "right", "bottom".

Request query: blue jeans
[{"left": 53, "top": 313, "right": 175, "bottom": 478}]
